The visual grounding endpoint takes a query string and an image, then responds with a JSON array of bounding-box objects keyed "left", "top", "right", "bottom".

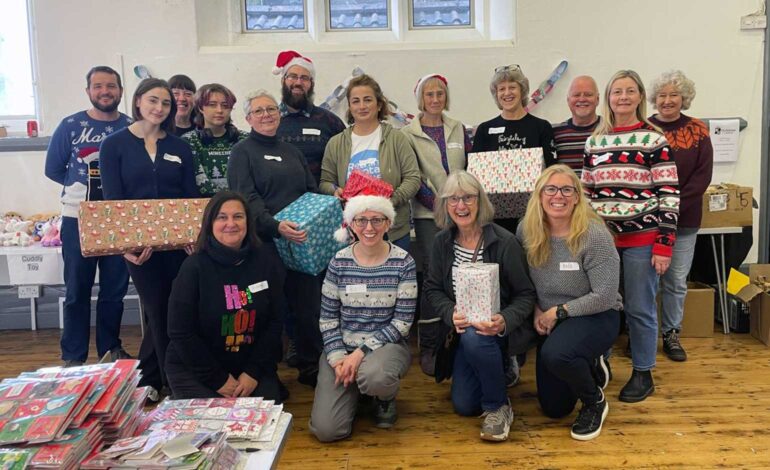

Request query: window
[
  {"left": 410, "top": 0, "right": 472, "bottom": 29},
  {"left": 243, "top": 0, "right": 307, "bottom": 32},
  {"left": 0, "top": 0, "right": 35, "bottom": 121},
  {"left": 327, "top": 0, "right": 389, "bottom": 31}
]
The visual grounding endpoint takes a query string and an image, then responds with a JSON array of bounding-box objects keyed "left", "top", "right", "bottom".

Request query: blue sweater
[
  {"left": 99, "top": 127, "right": 199, "bottom": 200},
  {"left": 44, "top": 110, "right": 131, "bottom": 217}
]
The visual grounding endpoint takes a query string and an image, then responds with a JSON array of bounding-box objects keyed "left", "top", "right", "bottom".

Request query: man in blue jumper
[{"left": 44, "top": 66, "right": 133, "bottom": 367}]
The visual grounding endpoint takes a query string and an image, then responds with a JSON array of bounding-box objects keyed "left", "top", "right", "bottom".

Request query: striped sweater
[
  {"left": 320, "top": 243, "right": 418, "bottom": 366},
  {"left": 552, "top": 117, "right": 601, "bottom": 174},
  {"left": 582, "top": 122, "right": 679, "bottom": 257}
]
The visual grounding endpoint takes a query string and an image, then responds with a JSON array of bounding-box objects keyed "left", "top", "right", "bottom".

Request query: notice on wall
[
  {"left": 7, "top": 253, "right": 62, "bottom": 285},
  {"left": 709, "top": 119, "right": 740, "bottom": 162}
]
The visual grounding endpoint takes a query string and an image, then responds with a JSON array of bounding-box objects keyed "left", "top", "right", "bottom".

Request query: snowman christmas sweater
[{"left": 582, "top": 122, "right": 679, "bottom": 257}]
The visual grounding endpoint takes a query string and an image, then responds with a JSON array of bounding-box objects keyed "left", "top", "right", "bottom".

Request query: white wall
[{"left": 3, "top": 0, "right": 765, "bottom": 259}]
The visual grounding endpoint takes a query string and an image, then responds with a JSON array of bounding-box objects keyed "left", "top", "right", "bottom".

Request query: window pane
[
  {"left": 328, "top": 0, "right": 389, "bottom": 30},
  {"left": 412, "top": 0, "right": 472, "bottom": 28},
  {"left": 244, "top": 0, "right": 306, "bottom": 31},
  {"left": 0, "top": 0, "right": 34, "bottom": 117}
]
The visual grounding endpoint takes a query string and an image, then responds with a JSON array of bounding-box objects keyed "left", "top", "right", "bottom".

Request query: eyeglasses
[
  {"left": 248, "top": 106, "right": 280, "bottom": 118},
  {"left": 542, "top": 185, "right": 577, "bottom": 197},
  {"left": 204, "top": 101, "right": 232, "bottom": 110},
  {"left": 352, "top": 217, "right": 387, "bottom": 228},
  {"left": 494, "top": 64, "right": 522, "bottom": 74},
  {"left": 447, "top": 194, "right": 478, "bottom": 206},
  {"left": 285, "top": 73, "right": 312, "bottom": 83}
]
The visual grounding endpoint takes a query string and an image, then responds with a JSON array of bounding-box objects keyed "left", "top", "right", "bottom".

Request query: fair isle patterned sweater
[
  {"left": 320, "top": 243, "right": 418, "bottom": 366},
  {"left": 582, "top": 122, "right": 679, "bottom": 257}
]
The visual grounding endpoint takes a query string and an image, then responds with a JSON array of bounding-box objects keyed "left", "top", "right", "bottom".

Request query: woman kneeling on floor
[
  {"left": 310, "top": 195, "right": 417, "bottom": 442},
  {"left": 517, "top": 165, "right": 621, "bottom": 440}
]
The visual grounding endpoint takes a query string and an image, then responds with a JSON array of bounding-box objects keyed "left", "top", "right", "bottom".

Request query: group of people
[{"left": 43, "top": 48, "right": 713, "bottom": 443}]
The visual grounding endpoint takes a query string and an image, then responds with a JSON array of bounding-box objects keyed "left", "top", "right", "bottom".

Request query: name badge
[
  {"left": 592, "top": 152, "right": 612, "bottom": 165},
  {"left": 346, "top": 284, "right": 367, "bottom": 294},
  {"left": 303, "top": 128, "right": 321, "bottom": 136},
  {"left": 264, "top": 155, "right": 283, "bottom": 162},
  {"left": 447, "top": 142, "right": 463, "bottom": 149},
  {"left": 249, "top": 281, "right": 269, "bottom": 293},
  {"left": 559, "top": 262, "right": 580, "bottom": 271},
  {"left": 163, "top": 154, "right": 182, "bottom": 164},
  {"left": 488, "top": 127, "right": 505, "bottom": 135}
]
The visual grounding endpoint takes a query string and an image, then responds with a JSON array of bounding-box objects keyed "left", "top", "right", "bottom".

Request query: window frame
[
  {"left": 325, "top": 0, "right": 391, "bottom": 32},
  {"left": 408, "top": 0, "right": 474, "bottom": 30},
  {"left": 241, "top": 0, "right": 309, "bottom": 33},
  {"left": 0, "top": 0, "right": 39, "bottom": 135}
]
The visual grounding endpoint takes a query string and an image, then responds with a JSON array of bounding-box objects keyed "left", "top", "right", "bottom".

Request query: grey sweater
[{"left": 516, "top": 222, "right": 622, "bottom": 317}]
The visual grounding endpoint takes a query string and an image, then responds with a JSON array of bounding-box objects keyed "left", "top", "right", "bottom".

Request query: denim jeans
[
  {"left": 659, "top": 229, "right": 698, "bottom": 333},
  {"left": 390, "top": 234, "right": 410, "bottom": 251},
  {"left": 619, "top": 245, "right": 659, "bottom": 371},
  {"left": 451, "top": 327, "right": 508, "bottom": 416}
]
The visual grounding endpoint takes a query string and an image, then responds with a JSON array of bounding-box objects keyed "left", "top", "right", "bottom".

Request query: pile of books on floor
[{"left": 0, "top": 360, "right": 147, "bottom": 469}]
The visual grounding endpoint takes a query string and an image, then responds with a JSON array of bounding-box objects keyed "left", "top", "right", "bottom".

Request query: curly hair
[{"left": 648, "top": 69, "right": 696, "bottom": 111}]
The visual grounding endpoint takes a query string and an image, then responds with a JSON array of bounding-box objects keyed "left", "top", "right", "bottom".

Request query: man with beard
[
  {"left": 274, "top": 50, "right": 346, "bottom": 185},
  {"left": 552, "top": 76, "right": 602, "bottom": 177},
  {"left": 44, "top": 66, "right": 133, "bottom": 367}
]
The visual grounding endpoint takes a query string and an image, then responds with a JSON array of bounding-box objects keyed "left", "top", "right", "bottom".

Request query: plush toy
[
  {"left": 28, "top": 212, "right": 59, "bottom": 241},
  {"left": 41, "top": 217, "right": 62, "bottom": 247},
  {"left": 3, "top": 230, "right": 32, "bottom": 247}
]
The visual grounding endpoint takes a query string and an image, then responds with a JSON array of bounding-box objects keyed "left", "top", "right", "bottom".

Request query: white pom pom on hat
[
  {"left": 273, "top": 50, "right": 316, "bottom": 79},
  {"left": 333, "top": 195, "right": 396, "bottom": 244}
]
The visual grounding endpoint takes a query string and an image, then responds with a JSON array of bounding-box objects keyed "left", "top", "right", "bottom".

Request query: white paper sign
[
  {"left": 709, "top": 119, "right": 740, "bottom": 162},
  {"left": 7, "top": 252, "right": 62, "bottom": 285}
]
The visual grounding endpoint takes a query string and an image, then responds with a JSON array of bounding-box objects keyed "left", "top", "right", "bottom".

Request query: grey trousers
[{"left": 309, "top": 342, "right": 411, "bottom": 442}]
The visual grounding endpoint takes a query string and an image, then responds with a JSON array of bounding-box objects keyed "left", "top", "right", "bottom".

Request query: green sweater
[{"left": 320, "top": 123, "right": 421, "bottom": 241}]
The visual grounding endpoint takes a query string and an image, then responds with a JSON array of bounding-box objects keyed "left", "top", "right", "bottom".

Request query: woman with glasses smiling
[
  {"left": 228, "top": 89, "right": 323, "bottom": 390},
  {"left": 423, "top": 170, "right": 535, "bottom": 442},
  {"left": 310, "top": 195, "right": 417, "bottom": 441},
  {"left": 517, "top": 165, "right": 621, "bottom": 441}
]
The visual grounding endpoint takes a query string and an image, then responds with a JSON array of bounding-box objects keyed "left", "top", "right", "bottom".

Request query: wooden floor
[{"left": 1, "top": 326, "right": 769, "bottom": 469}]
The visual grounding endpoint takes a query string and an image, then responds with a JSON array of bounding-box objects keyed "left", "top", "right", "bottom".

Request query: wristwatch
[
  {"left": 359, "top": 344, "right": 373, "bottom": 356},
  {"left": 556, "top": 304, "right": 569, "bottom": 321}
]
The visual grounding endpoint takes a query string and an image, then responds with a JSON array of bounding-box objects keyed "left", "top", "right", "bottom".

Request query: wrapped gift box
[
  {"left": 78, "top": 198, "right": 209, "bottom": 257},
  {"left": 453, "top": 263, "right": 500, "bottom": 323},
  {"left": 341, "top": 169, "right": 394, "bottom": 201},
  {"left": 274, "top": 193, "right": 346, "bottom": 275},
  {"left": 467, "top": 148, "right": 544, "bottom": 218}
]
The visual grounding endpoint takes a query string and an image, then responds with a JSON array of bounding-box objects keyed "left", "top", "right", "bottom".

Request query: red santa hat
[
  {"left": 413, "top": 73, "right": 448, "bottom": 100},
  {"left": 272, "top": 50, "right": 316, "bottom": 79},
  {"left": 334, "top": 194, "right": 396, "bottom": 243}
]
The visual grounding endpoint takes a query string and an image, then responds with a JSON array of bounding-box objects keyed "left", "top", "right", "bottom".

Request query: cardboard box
[
  {"left": 700, "top": 184, "right": 753, "bottom": 228},
  {"left": 733, "top": 264, "right": 770, "bottom": 346},
  {"left": 680, "top": 282, "right": 716, "bottom": 337},
  {"left": 78, "top": 198, "right": 209, "bottom": 257}
]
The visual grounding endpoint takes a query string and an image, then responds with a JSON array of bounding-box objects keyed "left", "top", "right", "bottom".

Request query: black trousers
[
  {"left": 536, "top": 309, "right": 620, "bottom": 418},
  {"left": 127, "top": 250, "right": 187, "bottom": 390},
  {"left": 165, "top": 360, "right": 283, "bottom": 402},
  {"left": 285, "top": 269, "right": 323, "bottom": 373}
]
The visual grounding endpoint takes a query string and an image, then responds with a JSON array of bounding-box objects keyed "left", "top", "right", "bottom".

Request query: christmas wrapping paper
[
  {"left": 274, "top": 193, "right": 346, "bottom": 275},
  {"left": 341, "top": 169, "right": 394, "bottom": 200},
  {"left": 78, "top": 198, "right": 209, "bottom": 257},
  {"left": 467, "top": 148, "right": 544, "bottom": 218},
  {"left": 453, "top": 263, "right": 500, "bottom": 323}
]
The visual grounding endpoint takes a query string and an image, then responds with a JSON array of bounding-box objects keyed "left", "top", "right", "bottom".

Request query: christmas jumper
[
  {"left": 181, "top": 128, "right": 248, "bottom": 197},
  {"left": 552, "top": 117, "right": 601, "bottom": 175},
  {"left": 320, "top": 243, "right": 417, "bottom": 367},
  {"left": 471, "top": 113, "right": 557, "bottom": 167},
  {"left": 45, "top": 111, "right": 131, "bottom": 217},
  {"left": 582, "top": 122, "right": 679, "bottom": 257},
  {"left": 649, "top": 114, "right": 713, "bottom": 228},
  {"left": 166, "top": 239, "right": 286, "bottom": 391}
]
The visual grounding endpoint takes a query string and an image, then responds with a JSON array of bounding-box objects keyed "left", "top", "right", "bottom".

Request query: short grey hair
[
  {"left": 489, "top": 68, "right": 530, "bottom": 109},
  {"left": 242, "top": 89, "right": 278, "bottom": 115},
  {"left": 648, "top": 70, "right": 696, "bottom": 110},
  {"left": 434, "top": 170, "right": 495, "bottom": 229}
]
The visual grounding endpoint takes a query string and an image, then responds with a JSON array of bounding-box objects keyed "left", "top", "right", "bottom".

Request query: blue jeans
[
  {"left": 60, "top": 216, "right": 129, "bottom": 362},
  {"left": 659, "top": 229, "right": 698, "bottom": 333},
  {"left": 619, "top": 245, "right": 659, "bottom": 371},
  {"left": 390, "top": 234, "right": 410, "bottom": 251},
  {"left": 451, "top": 327, "right": 507, "bottom": 416}
]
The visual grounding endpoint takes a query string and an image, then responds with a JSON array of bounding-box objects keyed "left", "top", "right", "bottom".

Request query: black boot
[{"left": 619, "top": 369, "right": 654, "bottom": 403}]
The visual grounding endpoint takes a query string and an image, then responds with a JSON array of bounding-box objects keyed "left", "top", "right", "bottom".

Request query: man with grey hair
[{"left": 552, "top": 75, "right": 602, "bottom": 176}]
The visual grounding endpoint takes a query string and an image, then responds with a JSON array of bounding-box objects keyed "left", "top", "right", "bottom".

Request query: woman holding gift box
[
  {"left": 401, "top": 74, "right": 471, "bottom": 376},
  {"left": 310, "top": 195, "right": 417, "bottom": 441},
  {"left": 100, "top": 78, "right": 199, "bottom": 400},
  {"left": 517, "top": 164, "right": 622, "bottom": 441},
  {"left": 423, "top": 170, "right": 536, "bottom": 442},
  {"left": 165, "top": 191, "right": 286, "bottom": 401},
  {"left": 582, "top": 70, "right": 679, "bottom": 403},
  {"left": 320, "top": 74, "right": 421, "bottom": 250}
]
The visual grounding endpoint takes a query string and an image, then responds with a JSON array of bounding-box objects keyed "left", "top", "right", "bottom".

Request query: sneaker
[
  {"left": 110, "top": 347, "right": 133, "bottom": 361},
  {"left": 571, "top": 389, "right": 609, "bottom": 441},
  {"left": 419, "top": 351, "right": 436, "bottom": 377},
  {"left": 63, "top": 360, "right": 84, "bottom": 368},
  {"left": 374, "top": 398, "right": 398, "bottom": 428},
  {"left": 592, "top": 356, "right": 611, "bottom": 390},
  {"left": 285, "top": 339, "right": 299, "bottom": 368},
  {"left": 480, "top": 399, "right": 514, "bottom": 442},
  {"left": 505, "top": 356, "right": 520, "bottom": 388},
  {"left": 619, "top": 369, "right": 655, "bottom": 403},
  {"left": 663, "top": 329, "right": 687, "bottom": 362},
  {"left": 146, "top": 386, "right": 161, "bottom": 404}
]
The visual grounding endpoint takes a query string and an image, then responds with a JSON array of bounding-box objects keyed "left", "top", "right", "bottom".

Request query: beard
[
  {"left": 91, "top": 94, "right": 121, "bottom": 113},
  {"left": 282, "top": 82, "right": 315, "bottom": 110}
]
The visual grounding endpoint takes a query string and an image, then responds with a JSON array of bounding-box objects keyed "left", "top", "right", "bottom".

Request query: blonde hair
[
  {"left": 592, "top": 69, "right": 660, "bottom": 137},
  {"left": 434, "top": 170, "right": 495, "bottom": 229},
  {"left": 417, "top": 76, "right": 450, "bottom": 112},
  {"left": 489, "top": 68, "right": 530, "bottom": 109},
  {"left": 520, "top": 165, "right": 604, "bottom": 267}
]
